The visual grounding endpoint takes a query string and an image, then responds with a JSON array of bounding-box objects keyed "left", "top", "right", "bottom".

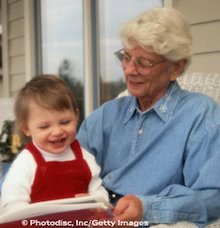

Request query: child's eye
[
  {"left": 38, "top": 125, "right": 49, "bottom": 129},
  {"left": 60, "top": 120, "right": 71, "bottom": 125}
]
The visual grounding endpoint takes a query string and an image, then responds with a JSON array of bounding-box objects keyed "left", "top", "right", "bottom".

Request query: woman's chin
[{"left": 127, "top": 88, "right": 144, "bottom": 98}]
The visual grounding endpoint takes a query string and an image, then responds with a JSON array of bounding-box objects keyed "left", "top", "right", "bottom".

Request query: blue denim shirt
[{"left": 77, "top": 82, "right": 220, "bottom": 227}]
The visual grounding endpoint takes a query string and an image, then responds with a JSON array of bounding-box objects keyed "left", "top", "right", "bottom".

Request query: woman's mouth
[{"left": 128, "top": 80, "right": 144, "bottom": 88}]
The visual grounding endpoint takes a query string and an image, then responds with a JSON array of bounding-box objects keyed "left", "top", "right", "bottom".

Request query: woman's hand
[
  {"left": 88, "top": 195, "right": 143, "bottom": 228},
  {"left": 113, "top": 194, "right": 143, "bottom": 222}
]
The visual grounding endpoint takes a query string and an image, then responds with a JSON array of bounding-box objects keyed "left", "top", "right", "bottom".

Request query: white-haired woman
[{"left": 77, "top": 7, "right": 220, "bottom": 228}]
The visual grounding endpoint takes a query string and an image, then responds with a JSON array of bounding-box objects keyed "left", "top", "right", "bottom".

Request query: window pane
[
  {"left": 98, "top": 0, "right": 163, "bottom": 103},
  {"left": 41, "top": 0, "right": 84, "bottom": 122}
]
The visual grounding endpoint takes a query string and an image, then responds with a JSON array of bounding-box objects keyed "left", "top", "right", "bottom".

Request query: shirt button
[
  {"left": 108, "top": 174, "right": 112, "bottom": 180},
  {"left": 138, "top": 129, "right": 144, "bottom": 135},
  {"left": 111, "top": 193, "right": 116, "bottom": 199},
  {"left": 160, "top": 105, "right": 167, "bottom": 112}
]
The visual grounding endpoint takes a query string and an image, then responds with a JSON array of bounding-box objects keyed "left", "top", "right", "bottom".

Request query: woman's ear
[{"left": 170, "top": 59, "right": 187, "bottom": 81}]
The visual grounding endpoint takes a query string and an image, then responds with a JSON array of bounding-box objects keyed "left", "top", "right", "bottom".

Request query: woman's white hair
[{"left": 120, "top": 7, "right": 192, "bottom": 67}]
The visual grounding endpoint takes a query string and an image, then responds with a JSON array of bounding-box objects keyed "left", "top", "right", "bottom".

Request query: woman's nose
[{"left": 123, "top": 61, "right": 139, "bottom": 75}]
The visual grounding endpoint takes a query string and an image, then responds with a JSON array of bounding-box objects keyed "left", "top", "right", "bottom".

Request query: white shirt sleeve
[
  {"left": 81, "top": 147, "right": 109, "bottom": 202},
  {"left": 1, "top": 149, "right": 37, "bottom": 208}
]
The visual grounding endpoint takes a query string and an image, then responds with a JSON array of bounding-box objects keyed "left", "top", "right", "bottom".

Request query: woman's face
[{"left": 122, "top": 46, "right": 183, "bottom": 110}]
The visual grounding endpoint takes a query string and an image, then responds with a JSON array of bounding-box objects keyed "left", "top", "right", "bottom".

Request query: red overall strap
[
  {"left": 25, "top": 142, "right": 46, "bottom": 164},
  {"left": 71, "top": 139, "right": 83, "bottom": 160}
]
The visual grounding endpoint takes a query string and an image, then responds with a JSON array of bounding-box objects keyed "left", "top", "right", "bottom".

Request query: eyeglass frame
[{"left": 114, "top": 48, "right": 166, "bottom": 73}]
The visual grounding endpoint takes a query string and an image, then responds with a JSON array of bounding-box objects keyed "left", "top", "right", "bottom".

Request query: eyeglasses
[{"left": 114, "top": 48, "right": 166, "bottom": 74}]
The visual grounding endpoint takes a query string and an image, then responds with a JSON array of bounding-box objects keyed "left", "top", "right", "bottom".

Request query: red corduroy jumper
[{"left": 25, "top": 140, "right": 91, "bottom": 203}]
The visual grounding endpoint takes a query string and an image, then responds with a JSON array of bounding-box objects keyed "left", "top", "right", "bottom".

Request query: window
[
  {"left": 40, "top": 0, "right": 84, "bottom": 122},
  {"left": 40, "top": 0, "right": 163, "bottom": 120},
  {"left": 98, "top": 0, "right": 163, "bottom": 104}
]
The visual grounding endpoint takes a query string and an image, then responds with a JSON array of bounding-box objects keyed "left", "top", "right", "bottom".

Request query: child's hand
[{"left": 75, "top": 193, "right": 88, "bottom": 197}]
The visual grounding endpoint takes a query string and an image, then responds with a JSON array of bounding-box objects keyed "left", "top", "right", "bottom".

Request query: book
[{"left": 0, "top": 194, "right": 113, "bottom": 227}]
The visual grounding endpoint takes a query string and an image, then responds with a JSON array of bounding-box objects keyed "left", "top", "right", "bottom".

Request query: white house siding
[
  {"left": 170, "top": 0, "right": 220, "bottom": 74},
  {"left": 8, "top": 0, "right": 25, "bottom": 97},
  {"left": 0, "top": 0, "right": 34, "bottom": 98}
]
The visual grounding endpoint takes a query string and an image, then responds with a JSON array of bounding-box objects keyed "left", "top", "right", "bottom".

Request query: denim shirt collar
[{"left": 124, "top": 81, "right": 182, "bottom": 124}]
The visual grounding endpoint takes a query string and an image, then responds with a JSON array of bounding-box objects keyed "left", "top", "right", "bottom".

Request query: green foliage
[{"left": 0, "top": 120, "right": 23, "bottom": 162}]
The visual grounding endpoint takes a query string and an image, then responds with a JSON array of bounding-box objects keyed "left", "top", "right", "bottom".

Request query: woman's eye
[
  {"left": 123, "top": 53, "right": 131, "bottom": 62},
  {"left": 138, "top": 59, "right": 152, "bottom": 68}
]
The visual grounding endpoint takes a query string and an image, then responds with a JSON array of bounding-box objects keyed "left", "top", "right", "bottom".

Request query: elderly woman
[{"left": 77, "top": 7, "right": 220, "bottom": 228}]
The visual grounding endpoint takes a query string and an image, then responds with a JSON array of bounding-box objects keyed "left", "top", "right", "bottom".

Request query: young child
[{"left": 1, "top": 75, "right": 108, "bottom": 208}]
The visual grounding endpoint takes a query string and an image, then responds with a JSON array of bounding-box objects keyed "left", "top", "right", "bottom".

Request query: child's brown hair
[{"left": 14, "top": 75, "right": 78, "bottom": 144}]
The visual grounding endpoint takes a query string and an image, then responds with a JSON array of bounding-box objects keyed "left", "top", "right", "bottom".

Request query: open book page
[{"left": 0, "top": 194, "right": 112, "bottom": 224}]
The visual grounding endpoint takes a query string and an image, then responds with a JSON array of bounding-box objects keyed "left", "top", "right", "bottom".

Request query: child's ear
[{"left": 22, "top": 124, "right": 31, "bottom": 137}]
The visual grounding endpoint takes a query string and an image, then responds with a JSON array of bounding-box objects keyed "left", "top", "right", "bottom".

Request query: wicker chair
[{"left": 178, "top": 72, "right": 220, "bottom": 105}]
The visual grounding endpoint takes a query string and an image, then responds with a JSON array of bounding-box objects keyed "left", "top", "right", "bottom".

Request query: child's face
[{"left": 23, "top": 101, "right": 78, "bottom": 154}]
